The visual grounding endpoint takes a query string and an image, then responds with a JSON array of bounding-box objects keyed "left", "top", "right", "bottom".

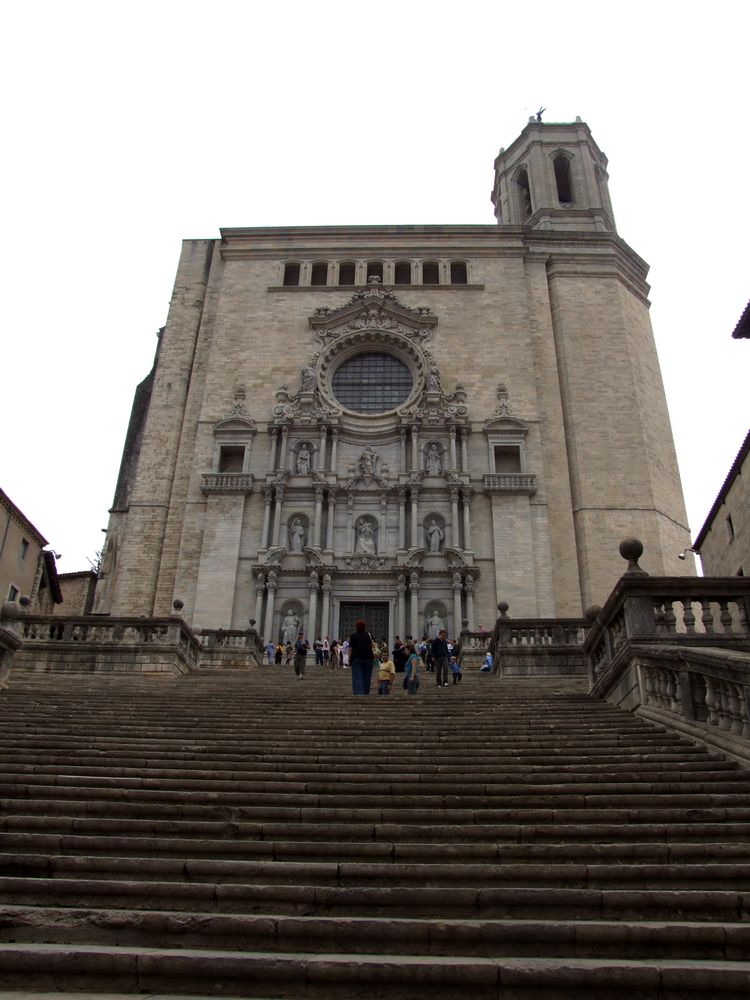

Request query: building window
[
  {"left": 554, "top": 154, "right": 574, "bottom": 204},
  {"left": 422, "top": 261, "right": 440, "bottom": 284},
  {"left": 332, "top": 352, "right": 413, "bottom": 414},
  {"left": 366, "top": 261, "right": 384, "bottom": 283},
  {"left": 20, "top": 538, "right": 29, "bottom": 561},
  {"left": 311, "top": 263, "right": 328, "bottom": 286},
  {"left": 338, "top": 262, "right": 356, "bottom": 285},
  {"left": 450, "top": 261, "right": 468, "bottom": 284},
  {"left": 283, "top": 263, "right": 300, "bottom": 286},
  {"left": 394, "top": 261, "right": 412, "bottom": 285},
  {"left": 218, "top": 446, "right": 245, "bottom": 473},
  {"left": 7, "top": 585, "right": 19, "bottom": 602},
  {"left": 726, "top": 514, "right": 735, "bottom": 541},
  {"left": 494, "top": 446, "right": 521, "bottom": 472}
]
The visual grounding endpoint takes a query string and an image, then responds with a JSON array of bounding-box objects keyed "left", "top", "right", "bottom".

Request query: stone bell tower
[{"left": 491, "top": 117, "right": 616, "bottom": 232}]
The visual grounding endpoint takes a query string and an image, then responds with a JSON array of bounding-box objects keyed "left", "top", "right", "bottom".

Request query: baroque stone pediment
[{"left": 309, "top": 286, "right": 437, "bottom": 345}]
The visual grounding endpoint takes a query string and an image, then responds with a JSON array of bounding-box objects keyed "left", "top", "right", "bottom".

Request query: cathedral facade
[{"left": 94, "top": 119, "right": 692, "bottom": 642}]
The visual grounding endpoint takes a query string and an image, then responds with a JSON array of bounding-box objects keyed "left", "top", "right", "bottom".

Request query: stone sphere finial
[
  {"left": 172, "top": 599, "right": 184, "bottom": 612},
  {"left": 19, "top": 596, "right": 31, "bottom": 610},
  {"left": 584, "top": 605, "right": 602, "bottom": 622},
  {"left": 1, "top": 601, "right": 21, "bottom": 622},
  {"left": 249, "top": 619, "right": 256, "bottom": 627},
  {"left": 619, "top": 537, "right": 648, "bottom": 576},
  {"left": 497, "top": 601, "right": 509, "bottom": 617}
]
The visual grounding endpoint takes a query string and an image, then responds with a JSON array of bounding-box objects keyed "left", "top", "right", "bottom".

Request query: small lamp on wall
[{"left": 678, "top": 547, "right": 696, "bottom": 561}]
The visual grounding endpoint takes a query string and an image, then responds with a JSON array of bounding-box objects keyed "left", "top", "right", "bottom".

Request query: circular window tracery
[{"left": 331, "top": 352, "right": 413, "bottom": 414}]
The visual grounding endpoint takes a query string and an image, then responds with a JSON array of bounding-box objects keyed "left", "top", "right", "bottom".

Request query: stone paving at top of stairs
[{"left": 1, "top": 663, "right": 749, "bottom": 997}]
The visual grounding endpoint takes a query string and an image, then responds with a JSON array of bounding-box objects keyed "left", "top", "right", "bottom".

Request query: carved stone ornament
[
  {"left": 344, "top": 553, "right": 387, "bottom": 571},
  {"left": 309, "top": 286, "right": 437, "bottom": 343}
]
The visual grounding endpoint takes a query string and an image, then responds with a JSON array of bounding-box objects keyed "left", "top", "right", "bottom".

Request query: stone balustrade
[
  {"left": 200, "top": 472, "right": 254, "bottom": 494},
  {"left": 586, "top": 575, "right": 750, "bottom": 684},
  {"left": 467, "top": 605, "right": 589, "bottom": 677},
  {"left": 586, "top": 539, "right": 750, "bottom": 764},
  {"left": 482, "top": 473, "right": 537, "bottom": 494},
  {"left": 15, "top": 614, "right": 202, "bottom": 676}
]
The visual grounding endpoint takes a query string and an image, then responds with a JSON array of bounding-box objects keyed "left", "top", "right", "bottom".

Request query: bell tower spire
[{"left": 491, "top": 117, "right": 616, "bottom": 232}]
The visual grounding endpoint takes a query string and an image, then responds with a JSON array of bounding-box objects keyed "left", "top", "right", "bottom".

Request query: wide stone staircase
[{"left": 1, "top": 665, "right": 750, "bottom": 998}]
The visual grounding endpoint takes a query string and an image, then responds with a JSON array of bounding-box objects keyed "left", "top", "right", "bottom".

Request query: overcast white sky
[{"left": 2, "top": 1, "right": 747, "bottom": 575}]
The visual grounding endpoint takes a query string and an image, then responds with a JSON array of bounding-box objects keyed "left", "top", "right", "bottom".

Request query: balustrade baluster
[
  {"left": 719, "top": 600, "right": 733, "bottom": 633},
  {"left": 664, "top": 602, "right": 677, "bottom": 634},
  {"left": 682, "top": 600, "right": 696, "bottom": 633},
  {"left": 700, "top": 600, "right": 714, "bottom": 633}
]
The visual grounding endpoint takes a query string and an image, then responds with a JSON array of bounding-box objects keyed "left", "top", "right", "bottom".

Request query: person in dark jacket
[
  {"left": 431, "top": 628, "right": 450, "bottom": 687},
  {"left": 348, "top": 619, "right": 375, "bottom": 695}
]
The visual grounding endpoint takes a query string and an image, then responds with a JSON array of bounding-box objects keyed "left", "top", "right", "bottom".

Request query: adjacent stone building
[
  {"left": 95, "top": 118, "right": 693, "bottom": 642},
  {"left": 0, "top": 488, "right": 61, "bottom": 612}
]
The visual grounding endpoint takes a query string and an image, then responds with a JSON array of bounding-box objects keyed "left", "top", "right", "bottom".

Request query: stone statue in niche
[
  {"left": 355, "top": 520, "right": 376, "bottom": 555},
  {"left": 300, "top": 367, "right": 316, "bottom": 392},
  {"left": 425, "top": 609, "right": 445, "bottom": 639},
  {"left": 296, "top": 444, "right": 312, "bottom": 475},
  {"left": 281, "top": 611, "right": 300, "bottom": 647},
  {"left": 426, "top": 519, "right": 444, "bottom": 554},
  {"left": 289, "top": 518, "right": 306, "bottom": 552},
  {"left": 359, "top": 446, "right": 377, "bottom": 477},
  {"left": 425, "top": 444, "right": 442, "bottom": 476}
]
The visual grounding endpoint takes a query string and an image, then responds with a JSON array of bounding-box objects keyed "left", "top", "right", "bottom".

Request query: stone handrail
[
  {"left": 483, "top": 473, "right": 537, "bottom": 494},
  {"left": 586, "top": 576, "right": 750, "bottom": 686},
  {"left": 201, "top": 473, "right": 254, "bottom": 494},
  {"left": 20, "top": 614, "right": 202, "bottom": 668},
  {"left": 199, "top": 627, "right": 263, "bottom": 655},
  {"left": 490, "top": 619, "right": 588, "bottom": 649}
]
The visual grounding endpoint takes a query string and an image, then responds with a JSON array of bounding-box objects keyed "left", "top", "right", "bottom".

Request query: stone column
[
  {"left": 462, "top": 489, "right": 473, "bottom": 551},
  {"left": 452, "top": 571, "right": 463, "bottom": 638},
  {"left": 450, "top": 488, "right": 460, "bottom": 548},
  {"left": 411, "top": 425, "right": 419, "bottom": 470},
  {"left": 409, "top": 572, "right": 420, "bottom": 640},
  {"left": 346, "top": 494, "right": 354, "bottom": 552},
  {"left": 400, "top": 428, "right": 407, "bottom": 471},
  {"left": 330, "top": 429, "right": 338, "bottom": 473},
  {"left": 396, "top": 573, "right": 406, "bottom": 639},
  {"left": 313, "top": 486, "right": 324, "bottom": 548},
  {"left": 398, "top": 488, "right": 406, "bottom": 549},
  {"left": 379, "top": 493, "right": 388, "bottom": 550},
  {"left": 325, "top": 491, "right": 336, "bottom": 550},
  {"left": 410, "top": 488, "right": 420, "bottom": 550},
  {"left": 320, "top": 573, "right": 332, "bottom": 640},
  {"left": 260, "top": 487, "right": 273, "bottom": 548},
  {"left": 460, "top": 428, "right": 469, "bottom": 472},
  {"left": 269, "top": 428, "right": 279, "bottom": 470},
  {"left": 262, "top": 570, "right": 277, "bottom": 643},
  {"left": 307, "top": 571, "right": 319, "bottom": 639},
  {"left": 278, "top": 426, "right": 289, "bottom": 471},
  {"left": 254, "top": 572, "right": 265, "bottom": 630},
  {"left": 274, "top": 486, "right": 286, "bottom": 548},
  {"left": 465, "top": 573, "right": 475, "bottom": 631},
  {"left": 449, "top": 427, "right": 457, "bottom": 470},
  {"left": 318, "top": 425, "right": 327, "bottom": 471}
]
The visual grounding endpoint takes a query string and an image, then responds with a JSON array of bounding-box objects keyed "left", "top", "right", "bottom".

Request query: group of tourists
[{"left": 260, "top": 623, "right": 470, "bottom": 697}]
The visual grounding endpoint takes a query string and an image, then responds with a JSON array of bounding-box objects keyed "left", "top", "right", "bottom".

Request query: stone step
[
  {"left": 2, "top": 905, "right": 749, "bottom": 961},
  {"left": 4, "top": 774, "right": 750, "bottom": 803},
  {"left": 0, "top": 943, "right": 748, "bottom": 998},
  {"left": 6, "top": 813, "right": 750, "bottom": 844},
  {"left": 4, "top": 853, "right": 750, "bottom": 890},
  {"left": 3, "top": 875, "right": 750, "bottom": 919},
  {"left": 6, "top": 831, "right": 750, "bottom": 863}
]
